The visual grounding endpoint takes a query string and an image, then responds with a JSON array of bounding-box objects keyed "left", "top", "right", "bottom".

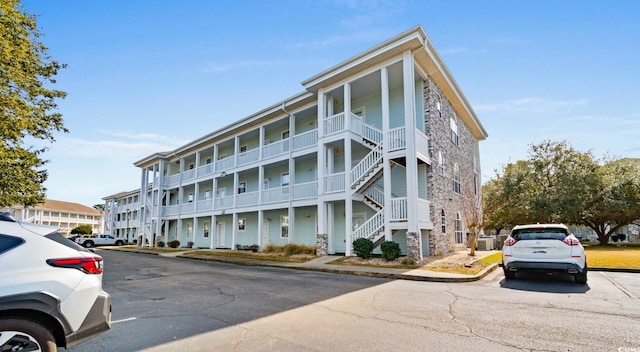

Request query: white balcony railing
[
  {"left": 324, "top": 172, "right": 345, "bottom": 193},
  {"left": 293, "top": 129, "right": 318, "bottom": 151},
  {"left": 388, "top": 127, "right": 406, "bottom": 151},
  {"left": 197, "top": 163, "right": 214, "bottom": 178},
  {"left": 262, "top": 138, "right": 289, "bottom": 159},
  {"left": 182, "top": 168, "right": 196, "bottom": 183},
  {"left": 196, "top": 199, "right": 213, "bottom": 213},
  {"left": 214, "top": 196, "right": 234, "bottom": 210},
  {"left": 237, "top": 148, "right": 260, "bottom": 167},
  {"left": 390, "top": 197, "right": 408, "bottom": 221},
  {"left": 262, "top": 187, "right": 289, "bottom": 204},
  {"left": 324, "top": 112, "right": 345, "bottom": 135},
  {"left": 236, "top": 191, "right": 260, "bottom": 207},
  {"left": 216, "top": 157, "right": 235, "bottom": 173},
  {"left": 292, "top": 181, "right": 318, "bottom": 200}
]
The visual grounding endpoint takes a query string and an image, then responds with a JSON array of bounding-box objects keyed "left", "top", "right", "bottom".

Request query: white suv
[
  {"left": 0, "top": 212, "right": 111, "bottom": 351},
  {"left": 502, "top": 224, "right": 587, "bottom": 284}
]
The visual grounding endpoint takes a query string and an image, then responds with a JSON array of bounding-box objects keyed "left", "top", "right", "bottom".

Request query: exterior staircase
[{"left": 350, "top": 125, "right": 388, "bottom": 245}]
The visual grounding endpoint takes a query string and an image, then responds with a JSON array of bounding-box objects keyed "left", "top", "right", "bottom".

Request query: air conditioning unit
[{"left": 477, "top": 238, "right": 494, "bottom": 251}]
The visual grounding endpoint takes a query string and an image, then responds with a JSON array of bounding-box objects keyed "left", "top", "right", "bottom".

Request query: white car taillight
[
  {"left": 46, "top": 257, "right": 104, "bottom": 274},
  {"left": 503, "top": 237, "right": 517, "bottom": 246}
]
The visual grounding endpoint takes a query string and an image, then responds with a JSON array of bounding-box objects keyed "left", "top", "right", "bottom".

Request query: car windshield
[{"left": 512, "top": 227, "right": 568, "bottom": 241}]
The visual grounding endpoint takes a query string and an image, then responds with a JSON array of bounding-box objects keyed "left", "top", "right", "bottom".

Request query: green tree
[
  {"left": 581, "top": 158, "right": 640, "bottom": 245},
  {"left": 483, "top": 141, "right": 640, "bottom": 246},
  {"left": 0, "top": 0, "right": 67, "bottom": 207},
  {"left": 93, "top": 204, "right": 105, "bottom": 211},
  {"left": 70, "top": 224, "right": 92, "bottom": 235}
]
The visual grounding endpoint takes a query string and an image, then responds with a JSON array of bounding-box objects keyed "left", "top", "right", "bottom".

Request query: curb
[{"left": 175, "top": 254, "right": 500, "bottom": 282}]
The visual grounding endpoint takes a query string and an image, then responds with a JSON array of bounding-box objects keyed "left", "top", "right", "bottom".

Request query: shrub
[
  {"left": 401, "top": 257, "right": 416, "bottom": 265},
  {"left": 618, "top": 233, "right": 627, "bottom": 241},
  {"left": 132, "top": 239, "right": 137, "bottom": 245},
  {"left": 262, "top": 244, "right": 282, "bottom": 253},
  {"left": 157, "top": 241, "right": 165, "bottom": 248},
  {"left": 70, "top": 224, "right": 92, "bottom": 235},
  {"left": 167, "top": 240, "right": 180, "bottom": 248},
  {"left": 283, "top": 244, "right": 316, "bottom": 256},
  {"left": 611, "top": 235, "right": 619, "bottom": 242},
  {"left": 380, "top": 241, "right": 401, "bottom": 261},
  {"left": 353, "top": 238, "right": 374, "bottom": 259}
]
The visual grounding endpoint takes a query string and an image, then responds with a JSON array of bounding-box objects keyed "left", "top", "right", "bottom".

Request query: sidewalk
[{"left": 105, "top": 247, "right": 499, "bottom": 283}]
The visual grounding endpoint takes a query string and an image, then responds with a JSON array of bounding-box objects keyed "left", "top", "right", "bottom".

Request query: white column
[
  {"left": 316, "top": 89, "right": 326, "bottom": 237},
  {"left": 344, "top": 81, "right": 353, "bottom": 256},
  {"left": 402, "top": 50, "right": 419, "bottom": 234},
  {"left": 381, "top": 66, "right": 392, "bottom": 241}
]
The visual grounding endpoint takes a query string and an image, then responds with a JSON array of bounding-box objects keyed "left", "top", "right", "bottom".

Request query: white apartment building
[
  {"left": 3, "top": 199, "right": 103, "bottom": 236},
  {"left": 102, "top": 190, "right": 140, "bottom": 243},
  {"left": 110, "top": 26, "right": 488, "bottom": 259}
]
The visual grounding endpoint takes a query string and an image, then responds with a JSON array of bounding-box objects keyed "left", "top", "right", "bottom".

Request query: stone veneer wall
[{"left": 422, "top": 76, "right": 479, "bottom": 256}]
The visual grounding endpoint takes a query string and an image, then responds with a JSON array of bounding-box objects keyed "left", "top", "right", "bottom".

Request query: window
[
  {"left": 238, "top": 218, "right": 246, "bottom": 231},
  {"left": 282, "top": 131, "right": 290, "bottom": 139},
  {"left": 204, "top": 189, "right": 211, "bottom": 200},
  {"left": 188, "top": 193, "right": 194, "bottom": 203},
  {"left": 441, "top": 209, "right": 446, "bottom": 233},
  {"left": 281, "top": 215, "right": 289, "bottom": 238},
  {"left": 238, "top": 182, "right": 246, "bottom": 194},
  {"left": 455, "top": 213, "right": 463, "bottom": 244},
  {"left": 189, "top": 163, "right": 194, "bottom": 170},
  {"left": 281, "top": 173, "right": 289, "bottom": 187},
  {"left": 436, "top": 98, "right": 442, "bottom": 118},
  {"left": 453, "top": 163, "right": 461, "bottom": 194},
  {"left": 187, "top": 223, "right": 193, "bottom": 238},
  {"left": 240, "top": 145, "right": 247, "bottom": 153},
  {"left": 204, "top": 221, "right": 209, "bottom": 238},
  {"left": 438, "top": 150, "right": 446, "bottom": 176},
  {"left": 450, "top": 117, "right": 459, "bottom": 145},
  {"left": 206, "top": 158, "right": 212, "bottom": 164}
]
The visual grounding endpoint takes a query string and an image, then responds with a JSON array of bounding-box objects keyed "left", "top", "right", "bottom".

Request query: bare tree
[{"left": 462, "top": 178, "right": 483, "bottom": 257}]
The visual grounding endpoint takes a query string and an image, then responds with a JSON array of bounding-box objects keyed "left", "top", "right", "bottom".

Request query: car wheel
[
  {"left": 115, "top": 240, "right": 124, "bottom": 246},
  {"left": 0, "top": 318, "right": 57, "bottom": 352},
  {"left": 503, "top": 268, "right": 516, "bottom": 280},
  {"left": 84, "top": 241, "right": 94, "bottom": 248},
  {"left": 575, "top": 266, "right": 588, "bottom": 284}
]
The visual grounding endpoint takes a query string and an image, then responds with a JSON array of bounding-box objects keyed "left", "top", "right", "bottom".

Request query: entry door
[
  {"left": 262, "top": 219, "right": 270, "bottom": 245},
  {"left": 217, "top": 222, "right": 226, "bottom": 248},
  {"left": 352, "top": 213, "right": 366, "bottom": 231}
]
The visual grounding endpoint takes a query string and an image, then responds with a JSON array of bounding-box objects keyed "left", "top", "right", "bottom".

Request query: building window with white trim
[
  {"left": 204, "top": 221, "right": 209, "bottom": 238},
  {"left": 450, "top": 116, "right": 459, "bottom": 145},
  {"left": 238, "top": 218, "right": 246, "bottom": 231},
  {"left": 453, "top": 163, "right": 461, "bottom": 194},
  {"left": 238, "top": 181, "right": 246, "bottom": 194},
  {"left": 436, "top": 97, "right": 442, "bottom": 118},
  {"left": 438, "top": 150, "right": 446, "bottom": 176},
  {"left": 441, "top": 209, "right": 446, "bottom": 233},
  {"left": 281, "top": 215, "right": 289, "bottom": 238},
  {"left": 455, "top": 213, "right": 464, "bottom": 244}
]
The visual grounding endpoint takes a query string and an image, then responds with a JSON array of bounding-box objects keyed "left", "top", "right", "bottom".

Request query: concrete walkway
[{"left": 105, "top": 247, "right": 499, "bottom": 282}]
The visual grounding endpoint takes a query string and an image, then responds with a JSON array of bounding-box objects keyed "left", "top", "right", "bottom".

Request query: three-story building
[{"left": 104, "top": 26, "right": 488, "bottom": 260}]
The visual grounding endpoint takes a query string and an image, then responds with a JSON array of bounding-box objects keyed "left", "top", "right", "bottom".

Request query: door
[
  {"left": 352, "top": 213, "right": 366, "bottom": 231},
  {"left": 262, "top": 220, "right": 270, "bottom": 245},
  {"left": 217, "top": 222, "right": 226, "bottom": 248}
]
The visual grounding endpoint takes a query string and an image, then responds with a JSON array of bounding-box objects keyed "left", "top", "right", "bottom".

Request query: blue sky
[{"left": 21, "top": 0, "right": 640, "bottom": 207}]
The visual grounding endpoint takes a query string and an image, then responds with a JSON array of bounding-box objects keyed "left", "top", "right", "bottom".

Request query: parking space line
[
  {"left": 600, "top": 272, "right": 638, "bottom": 299},
  {"left": 112, "top": 317, "right": 137, "bottom": 324}
]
